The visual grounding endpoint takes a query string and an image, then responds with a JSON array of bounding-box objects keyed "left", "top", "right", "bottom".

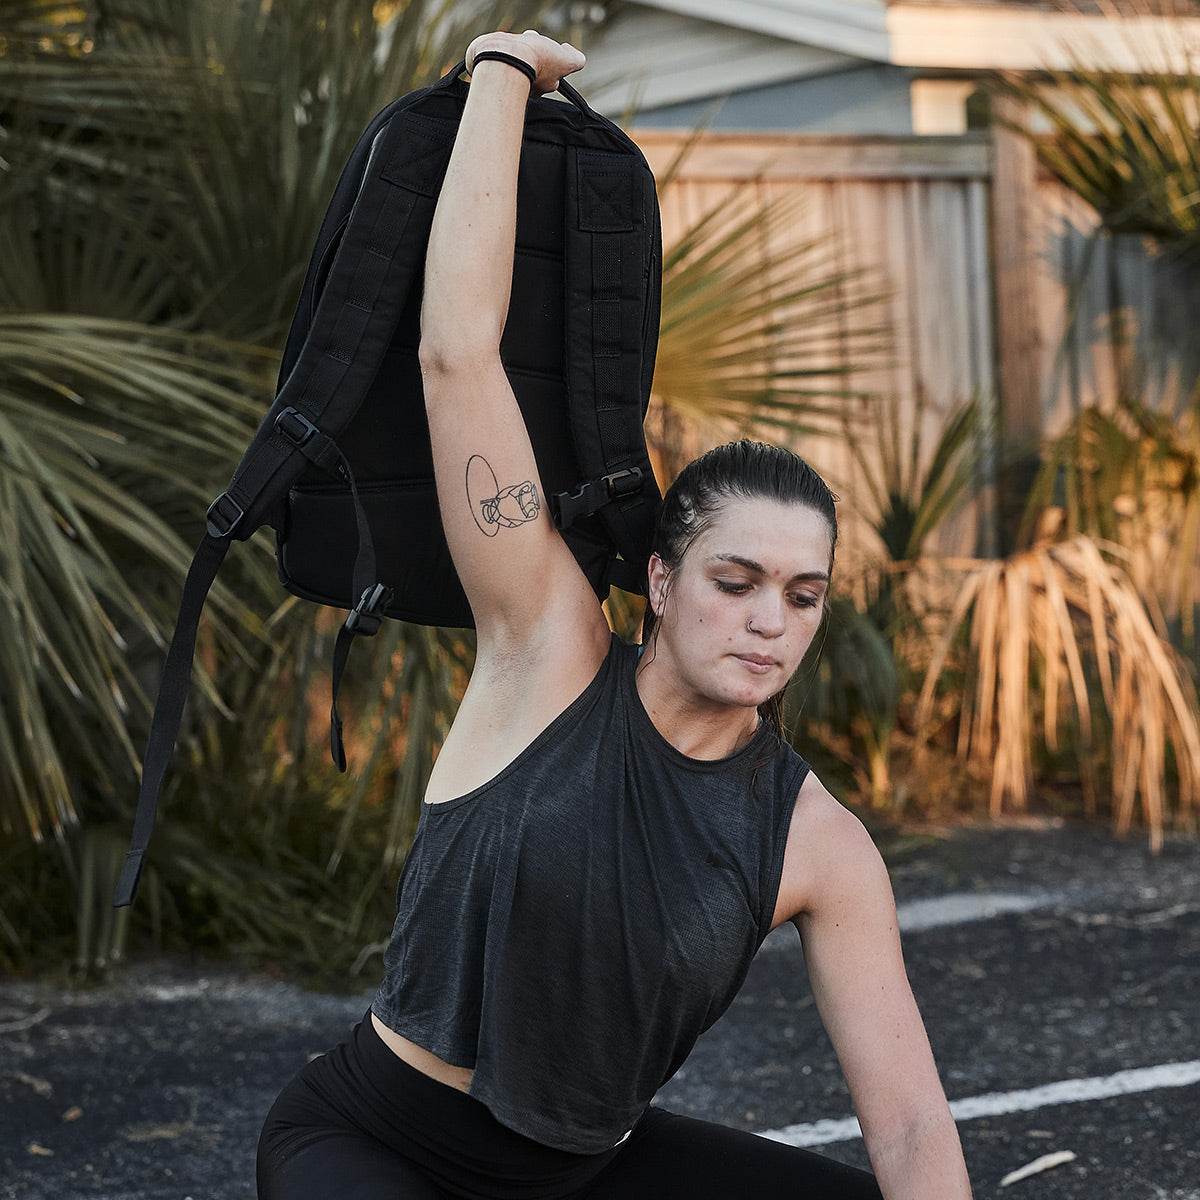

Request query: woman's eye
[
  {"left": 715, "top": 579, "right": 750, "bottom": 595},
  {"left": 789, "top": 593, "right": 820, "bottom": 609}
]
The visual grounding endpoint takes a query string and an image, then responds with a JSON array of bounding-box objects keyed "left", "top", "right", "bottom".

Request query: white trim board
[{"left": 888, "top": 7, "right": 1200, "bottom": 72}]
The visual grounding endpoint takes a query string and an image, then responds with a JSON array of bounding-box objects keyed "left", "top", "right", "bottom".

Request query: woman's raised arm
[{"left": 419, "top": 31, "right": 608, "bottom": 665}]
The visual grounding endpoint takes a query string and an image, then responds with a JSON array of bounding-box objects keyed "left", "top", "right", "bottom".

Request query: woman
[{"left": 258, "top": 29, "right": 973, "bottom": 1200}]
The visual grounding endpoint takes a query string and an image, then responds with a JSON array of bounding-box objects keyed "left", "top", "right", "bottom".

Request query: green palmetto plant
[
  {"left": 0, "top": 316, "right": 284, "bottom": 971},
  {"left": 2, "top": 0, "right": 892, "bottom": 972},
  {"left": 0, "top": 0, "right": 545, "bottom": 969},
  {"left": 993, "top": 2, "right": 1200, "bottom": 261},
  {"left": 789, "top": 392, "right": 991, "bottom": 810},
  {"left": 854, "top": 393, "right": 991, "bottom": 569},
  {"left": 787, "top": 595, "right": 900, "bottom": 808},
  {"left": 2, "top": 0, "right": 546, "bottom": 342},
  {"left": 913, "top": 535, "right": 1200, "bottom": 850},
  {"left": 0, "top": 315, "right": 276, "bottom": 842}
]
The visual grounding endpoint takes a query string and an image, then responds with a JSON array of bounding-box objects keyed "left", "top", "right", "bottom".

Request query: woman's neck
[{"left": 634, "top": 654, "right": 761, "bottom": 760}]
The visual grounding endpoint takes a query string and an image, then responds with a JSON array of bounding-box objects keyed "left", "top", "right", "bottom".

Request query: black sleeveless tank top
[{"left": 371, "top": 636, "right": 809, "bottom": 1153}]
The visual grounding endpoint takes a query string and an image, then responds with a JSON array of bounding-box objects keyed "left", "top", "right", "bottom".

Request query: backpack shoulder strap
[
  {"left": 114, "top": 79, "right": 461, "bottom": 908},
  {"left": 212, "top": 101, "right": 455, "bottom": 541},
  {"left": 113, "top": 532, "right": 229, "bottom": 905}
]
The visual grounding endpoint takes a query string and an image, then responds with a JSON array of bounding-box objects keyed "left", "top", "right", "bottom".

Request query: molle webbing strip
[{"left": 563, "top": 148, "right": 657, "bottom": 570}]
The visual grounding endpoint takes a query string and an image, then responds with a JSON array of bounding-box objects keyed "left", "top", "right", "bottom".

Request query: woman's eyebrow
[{"left": 712, "top": 553, "right": 830, "bottom": 583}]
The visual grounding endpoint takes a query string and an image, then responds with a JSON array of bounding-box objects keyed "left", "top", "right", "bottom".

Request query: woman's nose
[{"left": 748, "top": 594, "right": 786, "bottom": 636}]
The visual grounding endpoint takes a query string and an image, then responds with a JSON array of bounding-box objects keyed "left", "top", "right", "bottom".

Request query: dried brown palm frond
[{"left": 914, "top": 535, "right": 1200, "bottom": 849}]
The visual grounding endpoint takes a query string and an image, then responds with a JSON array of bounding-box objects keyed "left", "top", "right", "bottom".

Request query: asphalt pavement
[{"left": 2, "top": 820, "right": 1197, "bottom": 1199}]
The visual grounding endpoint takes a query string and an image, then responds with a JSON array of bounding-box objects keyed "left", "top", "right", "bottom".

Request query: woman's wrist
[
  {"left": 466, "top": 34, "right": 536, "bottom": 77},
  {"left": 469, "top": 51, "right": 537, "bottom": 92}
]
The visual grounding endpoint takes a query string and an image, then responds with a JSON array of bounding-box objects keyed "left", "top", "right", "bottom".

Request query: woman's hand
[{"left": 466, "top": 29, "right": 586, "bottom": 96}]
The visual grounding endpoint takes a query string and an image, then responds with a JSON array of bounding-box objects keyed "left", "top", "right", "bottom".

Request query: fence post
[{"left": 990, "top": 95, "right": 1042, "bottom": 550}]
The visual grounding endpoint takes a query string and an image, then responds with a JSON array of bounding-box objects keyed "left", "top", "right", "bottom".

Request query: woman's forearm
[{"left": 419, "top": 58, "right": 530, "bottom": 372}]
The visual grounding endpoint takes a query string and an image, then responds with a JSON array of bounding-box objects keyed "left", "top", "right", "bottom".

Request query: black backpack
[{"left": 115, "top": 62, "right": 662, "bottom": 908}]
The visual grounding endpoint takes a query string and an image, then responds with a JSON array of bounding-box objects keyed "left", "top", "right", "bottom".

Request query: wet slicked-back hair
[{"left": 641, "top": 439, "right": 838, "bottom": 730}]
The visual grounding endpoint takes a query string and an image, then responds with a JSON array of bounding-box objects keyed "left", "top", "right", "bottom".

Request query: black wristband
[{"left": 470, "top": 50, "right": 537, "bottom": 91}]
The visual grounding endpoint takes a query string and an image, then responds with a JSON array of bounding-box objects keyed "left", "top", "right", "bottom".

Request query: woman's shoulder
[
  {"left": 794, "top": 775, "right": 871, "bottom": 843},
  {"left": 772, "top": 772, "right": 886, "bottom": 925}
]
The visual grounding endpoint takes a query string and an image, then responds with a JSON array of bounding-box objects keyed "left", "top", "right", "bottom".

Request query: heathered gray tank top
[{"left": 372, "top": 635, "right": 809, "bottom": 1153}]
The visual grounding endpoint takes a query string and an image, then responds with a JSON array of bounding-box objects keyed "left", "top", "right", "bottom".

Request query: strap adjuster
[
  {"left": 344, "top": 583, "right": 393, "bottom": 637},
  {"left": 604, "top": 466, "right": 644, "bottom": 499},
  {"left": 205, "top": 491, "right": 244, "bottom": 538},
  {"left": 551, "top": 467, "right": 645, "bottom": 529},
  {"left": 275, "top": 406, "right": 319, "bottom": 448}
]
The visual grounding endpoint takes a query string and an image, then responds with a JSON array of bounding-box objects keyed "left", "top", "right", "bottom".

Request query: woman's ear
[{"left": 646, "top": 553, "right": 669, "bottom": 616}]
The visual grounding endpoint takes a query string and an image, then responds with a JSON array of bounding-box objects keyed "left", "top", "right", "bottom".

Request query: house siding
[{"left": 627, "top": 64, "right": 918, "bottom": 133}]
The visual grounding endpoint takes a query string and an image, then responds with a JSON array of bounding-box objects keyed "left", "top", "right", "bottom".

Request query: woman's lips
[{"left": 735, "top": 653, "right": 777, "bottom": 674}]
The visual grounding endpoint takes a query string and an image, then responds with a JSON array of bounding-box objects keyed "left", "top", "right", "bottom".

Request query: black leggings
[{"left": 257, "top": 1013, "right": 882, "bottom": 1200}]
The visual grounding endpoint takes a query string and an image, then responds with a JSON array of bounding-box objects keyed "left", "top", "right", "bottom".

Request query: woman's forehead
[{"left": 694, "top": 497, "right": 833, "bottom": 569}]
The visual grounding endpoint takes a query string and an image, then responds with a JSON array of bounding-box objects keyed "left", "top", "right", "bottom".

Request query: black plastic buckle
[
  {"left": 205, "top": 491, "right": 244, "bottom": 538},
  {"left": 275, "top": 406, "right": 319, "bottom": 448},
  {"left": 344, "top": 583, "right": 393, "bottom": 637},
  {"left": 550, "top": 467, "right": 644, "bottom": 530}
]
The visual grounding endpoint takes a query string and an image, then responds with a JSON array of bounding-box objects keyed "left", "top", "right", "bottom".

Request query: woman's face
[{"left": 646, "top": 496, "right": 832, "bottom": 712}]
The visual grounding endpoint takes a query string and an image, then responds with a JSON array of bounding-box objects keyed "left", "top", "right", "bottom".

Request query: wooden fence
[{"left": 632, "top": 126, "right": 1200, "bottom": 557}]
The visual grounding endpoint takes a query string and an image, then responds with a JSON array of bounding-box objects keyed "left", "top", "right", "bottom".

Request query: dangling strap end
[
  {"left": 345, "top": 583, "right": 393, "bottom": 637},
  {"left": 113, "top": 850, "right": 146, "bottom": 908},
  {"left": 331, "top": 707, "right": 348, "bottom": 773}
]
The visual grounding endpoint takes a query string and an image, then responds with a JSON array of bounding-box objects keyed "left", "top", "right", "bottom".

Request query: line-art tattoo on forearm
[{"left": 465, "top": 454, "right": 540, "bottom": 537}]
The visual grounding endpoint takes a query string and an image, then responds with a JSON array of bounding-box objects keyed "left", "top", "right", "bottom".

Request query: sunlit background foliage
[{"left": 3, "top": 0, "right": 1200, "bottom": 979}]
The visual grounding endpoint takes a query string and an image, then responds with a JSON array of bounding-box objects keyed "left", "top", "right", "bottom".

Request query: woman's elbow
[{"left": 418, "top": 333, "right": 497, "bottom": 385}]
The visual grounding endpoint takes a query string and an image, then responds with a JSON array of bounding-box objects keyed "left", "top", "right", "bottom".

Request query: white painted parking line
[
  {"left": 895, "top": 891, "right": 1057, "bottom": 933},
  {"left": 757, "top": 1060, "right": 1200, "bottom": 1148},
  {"left": 759, "top": 891, "right": 1060, "bottom": 953}
]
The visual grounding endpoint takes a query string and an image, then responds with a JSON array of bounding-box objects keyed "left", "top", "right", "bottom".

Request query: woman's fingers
[{"left": 467, "top": 29, "right": 585, "bottom": 95}]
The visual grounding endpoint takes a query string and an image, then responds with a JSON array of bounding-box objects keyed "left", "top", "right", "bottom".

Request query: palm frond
[
  {"left": 788, "top": 596, "right": 900, "bottom": 807},
  {"left": 994, "top": 38, "right": 1200, "bottom": 259},
  {"left": 2, "top": 0, "right": 548, "bottom": 341},
  {"left": 653, "top": 184, "right": 890, "bottom": 439},
  {"left": 1031, "top": 394, "right": 1200, "bottom": 648},
  {"left": 0, "top": 314, "right": 277, "bottom": 843}
]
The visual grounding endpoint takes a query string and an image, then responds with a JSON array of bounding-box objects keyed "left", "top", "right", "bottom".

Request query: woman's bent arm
[{"left": 778, "top": 781, "right": 974, "bottom": 1199}]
